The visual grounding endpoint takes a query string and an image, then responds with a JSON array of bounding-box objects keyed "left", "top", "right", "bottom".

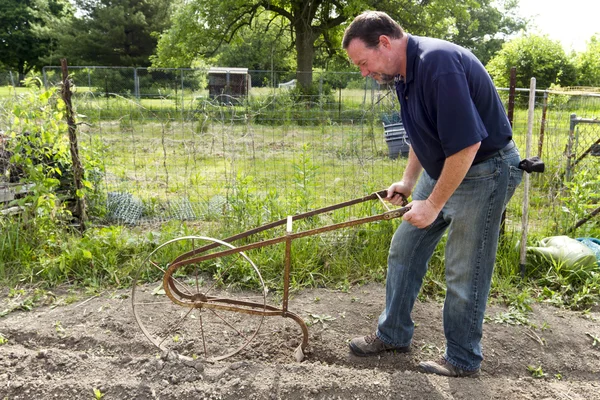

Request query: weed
[
  {"left": 486, "top": 306, "right": 531, "bottom": 326},
  {"left": 0, "top": 85, "right": 598, "bottom": 314},
  {"left": 93, "top": 388, "right": 105, "bottom": 399},
  {"left": 0, "top": 333, "right": 7, "bottom": 345},
  {"left": 54, "top": 321, "right": 65, "bottom": 336},
  {"left": 541, "top": 321, "right": 550, "bottom": 331},
  {"left": 527, "top": 365, "right": 547, "bottom": 379},
  {"left": 307, "top": 314, "right": 336, "bottom": 327},
  {"left": 586, "top": 332, "right": 600, "bottom": 347}
]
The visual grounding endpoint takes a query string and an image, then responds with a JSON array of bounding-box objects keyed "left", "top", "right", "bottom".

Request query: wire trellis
[{"left": 1, "top": 68, "right": 599, "bottom": 236}]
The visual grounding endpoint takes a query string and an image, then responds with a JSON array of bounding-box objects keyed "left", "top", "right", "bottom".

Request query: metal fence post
[
  {"left": 519, "top": 77, "right": 536, "bottom": 278},
  {"left": 181, "top": 68, "right": 185, "bottom": 113},
  {"left": 565, "top": 113, "right": 578, "bottom": 182},
  {"left": 538, "top": 91, "right": 549, "bottom": 158},
  {"left": 134, "top": 67, "right": 140, "bottom": 100}
]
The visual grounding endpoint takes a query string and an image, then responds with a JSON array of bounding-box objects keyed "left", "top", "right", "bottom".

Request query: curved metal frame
[{"left": 133, "top": 190, "right": 410, "bottom": 362}]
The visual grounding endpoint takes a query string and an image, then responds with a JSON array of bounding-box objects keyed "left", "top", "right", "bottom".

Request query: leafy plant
[
  {"left": 527, "top": 365, "right": 547, "bottom": 379},
  {"left": 307, "top": 314, "right": 336, "bottom": 327},
  {"left": 486, "top": 307, "right": 531, "bottom": 326},
  {"left": 93, "top": 388, "right": 105, "bottom": 399},
  {"left": 292, "top": 143, "right": 319, "bottom": 213}
]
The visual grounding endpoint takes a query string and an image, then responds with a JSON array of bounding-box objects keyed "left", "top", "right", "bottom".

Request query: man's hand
[
  {"left": 402, "top": 198, "right": 441, "bottom": 229},
  {"left": 386, "top": 182, "right": 412, "bottom": 206}
]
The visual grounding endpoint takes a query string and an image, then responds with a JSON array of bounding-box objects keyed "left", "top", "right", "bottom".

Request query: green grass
[{"left": 0, "top": 85, "right": 598, "bottom": 314}]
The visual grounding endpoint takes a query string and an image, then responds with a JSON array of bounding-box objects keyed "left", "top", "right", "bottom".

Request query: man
[{"left": 342, "top": 11, "right": 523, "bottom": 377}]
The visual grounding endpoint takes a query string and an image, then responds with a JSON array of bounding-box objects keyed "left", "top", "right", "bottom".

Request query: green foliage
[
  {"left": 573, "top": 35, "right": 600, "bottom": 87},
  {"left": 49, "top": 0, "right": 173, "bottom": 67},
  {"left": 207, "top": 15, "right": 295, "bottom": 76},
  {"left": 560, "top": 169, "right": 600, "bottom": 234},
  {"left": 527, "top": 365, "right": 547, "bottom": 379},
  {"left": 0, "top": 84, "right": 106, "bottom": 283},
  {"left": 154, "top": 0, "right": 525, "bottom": 90},
  {"left": 0, "top": 85, "right": 598, "bottom": 314},
  {"left": 292, "top": 144, "right": 319, "bottom": 212},
  {"left": 364, "top": 0, "right": 525, "bottom": 66},
  {"left": 153, "top": 0, "right": 353, "bottom": 88},
  {"left": 446, "top": 0, "right": 526, "bottom": 65},
  {"left": 486, "top": 35, "right": 577, "bottom": 89},
  {"left": 0, "top": 0, "right": 73, "bottom": 80},
  {"left": 587, "top": 332, "right": 600, "bottom": 348}
]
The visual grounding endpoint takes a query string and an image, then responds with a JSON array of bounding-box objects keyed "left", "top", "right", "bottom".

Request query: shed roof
[{"left": 208, "top": 67, "right": 248, "bottom": 74}]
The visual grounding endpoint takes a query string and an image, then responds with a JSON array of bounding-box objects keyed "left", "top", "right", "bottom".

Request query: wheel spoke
[
  {"left": 132, "top": 236, "right": 266, "bottom": 361},
  {"left": 208, "top": 308, "right": 247, "bottom": 338},
  {"left": 204, "top": 253, "right": 244, "bottom": 296},
  {"left": 157, "top": 306, "right": 195, "bottom": 348},
  {"left": 199, "top": 311, "right": 208, "bottom": 357},
  {"left": 133, "top": 300, "right": 174, "bottom": 306}
]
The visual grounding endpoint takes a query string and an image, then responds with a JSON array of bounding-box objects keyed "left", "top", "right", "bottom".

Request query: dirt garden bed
[{"left": 1, "top": 283, "right": 599, "bottom": 399}]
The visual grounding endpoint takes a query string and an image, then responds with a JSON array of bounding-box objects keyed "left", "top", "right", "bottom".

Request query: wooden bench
[{"left": 0, "top": 182, "right": 34, "bottom": 215}]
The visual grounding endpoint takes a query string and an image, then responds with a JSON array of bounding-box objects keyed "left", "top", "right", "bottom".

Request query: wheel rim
[{"left": 132, "top": 236, "right": 267, "bottom": 361}]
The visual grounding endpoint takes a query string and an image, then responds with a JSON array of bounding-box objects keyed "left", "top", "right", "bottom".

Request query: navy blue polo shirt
[{"left": 395, "top": 35, "right": 512, "bottom": 179}]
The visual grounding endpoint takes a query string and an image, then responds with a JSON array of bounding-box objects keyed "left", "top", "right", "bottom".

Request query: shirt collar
[
  {"left": 394, "top": 34, "right": 416, "bottom": 87},
  {"left": 403, "top": 34, "right": 417, "bottom": 85}
]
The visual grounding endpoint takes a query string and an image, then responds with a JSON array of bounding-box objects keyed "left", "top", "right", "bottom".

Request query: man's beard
[{"left": 371, "top": 72, "right": 395, "bottom": 84}]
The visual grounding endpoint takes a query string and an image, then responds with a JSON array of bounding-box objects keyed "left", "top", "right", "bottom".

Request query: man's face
[{"left": 346, "top": 38, "right": 395, "bottom": 84}]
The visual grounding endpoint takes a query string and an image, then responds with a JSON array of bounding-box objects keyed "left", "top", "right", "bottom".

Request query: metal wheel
[{"left": 132, "top": 236, "right": 267, "bottom": 361}]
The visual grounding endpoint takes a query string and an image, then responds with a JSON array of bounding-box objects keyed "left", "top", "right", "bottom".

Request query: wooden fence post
[{"left": 60, "top": 59, "right": 87, "bottom": 231}]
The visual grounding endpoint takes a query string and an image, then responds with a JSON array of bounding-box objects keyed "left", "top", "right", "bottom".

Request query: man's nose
[{"left": 359, "top": 66, "right": 369, "bottom": 77}]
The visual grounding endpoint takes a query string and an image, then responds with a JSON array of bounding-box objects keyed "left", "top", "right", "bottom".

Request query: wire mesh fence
[{"left": 1, "top": 67, "right": 599, "bottom": 236}]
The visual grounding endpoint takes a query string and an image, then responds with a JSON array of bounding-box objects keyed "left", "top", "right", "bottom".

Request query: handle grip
[{"left": 375, "top": 189, "right": 408, "bottom": 206}]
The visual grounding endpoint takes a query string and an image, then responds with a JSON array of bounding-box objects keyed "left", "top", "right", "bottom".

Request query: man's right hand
[{"left": 386, "top": 181, "right": 412, "bottom": 206}]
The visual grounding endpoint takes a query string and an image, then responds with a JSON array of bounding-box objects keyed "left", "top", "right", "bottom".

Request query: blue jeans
[{"left": 376, "top": 143, "right": 523, "bottom": 371}]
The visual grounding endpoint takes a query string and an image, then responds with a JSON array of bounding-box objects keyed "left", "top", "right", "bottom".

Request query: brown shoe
[
  {"left": 419, "top": 358, "right": 480, "bottom": 377},
  {"left": 349, "top": 333, "right": 410, "bottom": 357}
]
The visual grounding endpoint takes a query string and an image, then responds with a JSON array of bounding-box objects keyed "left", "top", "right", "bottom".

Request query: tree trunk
[
  {"left": 18, "top": 65, "right": 25, "bottom": 87},
  {"left": 295, "top": 24, "right": 316, "bottom": 91}
]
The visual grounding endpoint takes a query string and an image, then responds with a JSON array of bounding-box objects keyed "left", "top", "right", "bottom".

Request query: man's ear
[{"left": 379, "top": 35, "right": 391, "bottom": 49}]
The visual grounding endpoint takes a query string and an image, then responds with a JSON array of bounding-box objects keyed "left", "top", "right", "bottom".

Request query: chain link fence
[{"left": 1, "top": 67, "right": 599, "bottom": 236}]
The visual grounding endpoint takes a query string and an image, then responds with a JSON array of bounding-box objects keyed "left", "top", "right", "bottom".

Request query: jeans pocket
[
  {"left": 464, "top": 159, "right": 499, "bottom": 181},
  {"left": 505, "top": 165, "right": 523, "bottom": 207}
]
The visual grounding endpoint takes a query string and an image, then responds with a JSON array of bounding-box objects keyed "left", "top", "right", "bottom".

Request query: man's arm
[
  {"left": 403, "top": 142, "right": 480, "bottom": 228},
  {"left": 386, "top": 146, "right": 423, "bottom": 206}
]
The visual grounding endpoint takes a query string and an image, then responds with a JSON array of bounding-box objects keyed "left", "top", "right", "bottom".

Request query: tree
[
  {"left": 154, "top": 0, "right": 525, "bottom": 91},
  {"left": 447, "top": 0, "right": 526, "bottom": 65},
  {"left": 153, "top": 0, "right": 348, "bottom": 89},
  {"left": 50, "top": 0, "right": 173, "bottom": 67},
  {"left": 486, "top": 34, "right": 577, "bottom": 89},
  {"left": 199, "top": 15, "right": 294, "bottom": 75},
  {"left": 0, "top": 0, "right": 73, "bottom": 82},
  {"left": 573, "top": 36, "right": 600, "bottom": 87}
]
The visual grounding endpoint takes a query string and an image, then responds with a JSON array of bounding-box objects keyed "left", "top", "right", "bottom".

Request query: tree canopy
[
  {"left": 573, "top": 36, "right": 600, "bottom": 87},
  {"left": 49, "top": 0, "right": 173, "bottom": 67},
  {"left": 152, "top": 0, "right": 526, "bottom": 90},
  {"left": 0, "top": 0, "right": 73, "bottom": 82},
  {"left": 486, "top": 34, "right": 577, "bottom": 89}
]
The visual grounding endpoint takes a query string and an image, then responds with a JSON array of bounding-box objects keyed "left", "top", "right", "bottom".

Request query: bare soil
[{"left": 1, "top": 282, "right": 599, "bottom": 399}]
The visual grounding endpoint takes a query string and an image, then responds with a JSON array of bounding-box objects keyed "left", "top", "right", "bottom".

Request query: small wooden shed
[{"left": 207, "top": 67, "right": 251, "bottom": 100}]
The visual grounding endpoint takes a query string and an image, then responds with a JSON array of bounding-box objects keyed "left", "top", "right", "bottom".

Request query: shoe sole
[
  {"left": 419, "top": 362, "right": 480, "bottom": 378},
  {"left": 349, "top": 343, "right": 410, "bottom": 357}
]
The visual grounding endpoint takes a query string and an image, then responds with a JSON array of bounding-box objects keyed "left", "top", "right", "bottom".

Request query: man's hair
[{"left": 342, "top": 11, "right": 405, "bottom": 49}]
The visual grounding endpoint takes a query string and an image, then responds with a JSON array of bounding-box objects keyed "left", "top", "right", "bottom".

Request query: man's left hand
[{"left": 402, "top": 199, "right": 441, "bottom": 229}]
